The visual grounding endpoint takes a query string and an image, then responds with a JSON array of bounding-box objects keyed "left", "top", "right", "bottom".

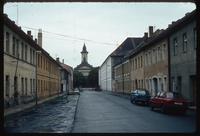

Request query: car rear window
[{"left": 138, "top": 90, "right": 146, "bottom": 95}]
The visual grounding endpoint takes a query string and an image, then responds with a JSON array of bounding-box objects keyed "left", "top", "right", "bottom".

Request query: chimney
[
  {"left": 171, "top": 21, "right": 176, "bottom": 25},
  {"left": 62, "top": 59, "right": 64, "bottom": 64},
  {"left": 27, "top": 30, "right": 31, "bottom": 36},
  {"left": 38, "top": 29, "right": 42, "bottom": 47},
  {"left": 144, "top": 32, "right": 148, "bottom": 40},
  {"left": 56, "top": 57, "right": 60, "bottom": 63},
  {"left": 149, "top": 26, "right": 154, "bottom": 37},
  {"left": 35, "top": 38, "right": 38, "bottom": 43}
]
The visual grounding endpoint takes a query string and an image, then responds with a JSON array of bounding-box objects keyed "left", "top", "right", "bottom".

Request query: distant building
[
  {"left": 57, "top": 58, "right": 74, "bottom": 93},
  {"left": 99, "top": 37, "right": 143, "bottom": 92},
  {"left": 74, "top": 43, "right": 93, "bottom": 77}
]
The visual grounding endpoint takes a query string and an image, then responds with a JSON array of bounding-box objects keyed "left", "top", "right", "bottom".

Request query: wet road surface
[
  {"left": 4, "top": 95, "right": 78, "bottom": 133},
  {"left": 72, "top": 90, "right": 196, "bottom": 133}
]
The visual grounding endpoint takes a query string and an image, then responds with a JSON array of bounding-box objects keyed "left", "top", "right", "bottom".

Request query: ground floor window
[
  {"left": 6, "top": 75, "right": 10, "bottom": 96},
  {"left": 25, "top": 78, "right": 27, "bottom": 96}
]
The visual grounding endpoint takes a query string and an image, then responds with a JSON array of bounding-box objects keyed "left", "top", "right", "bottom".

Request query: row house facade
[
  {"left": 169, "top": 11, "right": 197, "bottom": 105},
  {"left": 113, "top": 10, "right": 197, "bottom": 104},
  {"left": 36, "top": 48, "right": 61, "bottom": 101},
  {"left": 4, "top": 14, "right": 63, "bottom": 109},
  {"left": 4, "top": 14, "right": 38, "bottom": 108}
]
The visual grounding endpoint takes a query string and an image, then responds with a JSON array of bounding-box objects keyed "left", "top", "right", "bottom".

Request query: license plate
[{"left": 174, "top": 102, "right": 183, "bottom": 105}]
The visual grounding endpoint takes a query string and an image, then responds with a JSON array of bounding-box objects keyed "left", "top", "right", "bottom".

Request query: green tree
[
  {"left": 73, "top": 71, "right": 86, "bottom": 88},
  {"left": 88, "top": 67, "right": 99, "bottom": 87}
]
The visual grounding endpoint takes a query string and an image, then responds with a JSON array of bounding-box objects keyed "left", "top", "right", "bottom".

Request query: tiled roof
[{"left": 126, "top": 9, "right": 196, "bottom": 59}]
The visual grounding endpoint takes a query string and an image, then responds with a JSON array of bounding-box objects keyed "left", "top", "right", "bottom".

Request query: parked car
[
  {"left": 130, "top": 89, "right": 151, "bottom": 105},
  {"left": 149, "top": 92, "right": 188, "bottom": 114}
]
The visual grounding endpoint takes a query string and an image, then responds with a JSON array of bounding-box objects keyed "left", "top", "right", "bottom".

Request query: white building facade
[{"left": 99, "top": 56, "right": 112, "bottom": 91}]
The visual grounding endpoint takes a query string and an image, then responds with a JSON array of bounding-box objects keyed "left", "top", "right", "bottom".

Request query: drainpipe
[{"left": 167, "top": 37, "right": 171, "bottom": 92}]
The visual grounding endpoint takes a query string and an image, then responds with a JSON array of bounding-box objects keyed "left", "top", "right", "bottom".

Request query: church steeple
[{"left": 81, "top": 43, "right": 88, "bottom": 63}]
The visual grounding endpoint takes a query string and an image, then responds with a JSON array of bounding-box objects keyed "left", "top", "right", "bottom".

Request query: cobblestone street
[{"left": 4, "top": 94, "right": 79, "bottom": 133}]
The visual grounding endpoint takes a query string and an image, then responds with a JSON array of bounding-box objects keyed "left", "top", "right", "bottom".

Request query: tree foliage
[
  {"left": 88, "top": 67, "right": 99, "bottom": 87},
  {"left": 73, "top": 71, "right": 86, "bottom": 88}
]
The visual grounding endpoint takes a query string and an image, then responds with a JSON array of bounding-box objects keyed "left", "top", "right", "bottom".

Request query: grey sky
[{"left": 4, "top": 2, "right": 196, "bottom": 68}]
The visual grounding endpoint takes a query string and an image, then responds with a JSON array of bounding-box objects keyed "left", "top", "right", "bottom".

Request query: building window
[
  {"left": 40, "top": 55, "right": 42, "bottom": 68},
  {"left": 38, "top": 80, "right": 40, "bottom": 93},
  {"left": 173, "top": 38, "right": 178, "bottom": 56},
  {"left": 38, "top": 54, "right": 40, "bottom": 67},
  {"left": 25, "top": 45, "right": 27, "bottom": 61},
  {"left": 33, "top": 79, "right": 35, "bottom": 94},
  {"left": 135, "top": 58, "right": 137, "bottom": 69},
  {"left": 21, "top": 78, "right": 24, "bottom": 96},
  {"left": 183, "top": 33, "right": 187, "bottom": 53},
  {"left": 21, "top": 42, "right": 24, "bottom": 60},
  {"left": 25, "top": 78, "right": 27, "bottom": 96},
  {"left": 5, "top": 75, "right": 10, "bottom": 96},
  {"left": 30, "top": 48, "right": 32, "bottom": 64},
  {"left": 16, "top": 39, "right": 19, "bottom": 58},
  {"left": 145, "top": 53, "right": 148, "bottom": 66},
  {"left": 149, "top": 51, "right": 151, "bottom": 65},
  {"left": 163, "top": 44, "right": 166, "bottom": 60},
  {"left": 6, "top": 32, "right": 10, "bottom": 53},
  {"left": 177, "top": 76, "right": 182, "bottom": 93},
  {"left": 159, "top": 46, "right": 162, "bottom": 60},
  {"left": 152, "top": 49, "right": 155, "bottom": 64},
  {"left": 33, "top": 50, "right": 35, "bottom": 65},
  {"left": 12, "top": 37, "right": 16, "bottom": 56},
  {"left": 194, "top": 28, "right": 197, "bottom": 49},
  {"left": 30, "top": 79, "right": 32, "bottom": 94},
  {"left": 14, "top": 76, "right": 18, "bottom": 94}
]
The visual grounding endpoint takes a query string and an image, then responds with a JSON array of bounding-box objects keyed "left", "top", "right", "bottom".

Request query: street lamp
[{"left": 35, "top": 50, "right": 41, "bottom": 105}]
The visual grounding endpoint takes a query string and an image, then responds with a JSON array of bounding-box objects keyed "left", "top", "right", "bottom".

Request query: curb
[{"left": 70, "top": 94, "right": 80, "bottom": 133}]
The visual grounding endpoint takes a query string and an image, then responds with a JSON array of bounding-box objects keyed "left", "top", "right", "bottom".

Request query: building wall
[
  {"left": 37, "top": 53, "right": 60, "bottom": 100},
  {"left": 114, "top": 64, "right": 123, "bottom": 93},
  {"left": 99, "top": 57, "right": 112, "bottom": 91},
  {"left": 144, "top": 39, "right": 168, "bottom": 96},
  {"left": 4, "top": 25, "right": 36, "bottom": 108},
  {"left": 129, "top": 52, "right": 145, "bottom": 91},
  {"left": 170, "top": 20, "right": 196, "bottom": 103}
]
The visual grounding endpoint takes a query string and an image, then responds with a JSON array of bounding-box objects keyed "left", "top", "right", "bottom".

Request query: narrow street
[{"left": 72, "top": 90, "right": 196, "bottom": 133}]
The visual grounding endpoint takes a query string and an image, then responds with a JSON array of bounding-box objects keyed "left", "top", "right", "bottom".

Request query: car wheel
[{"left": 161, "top": 105, "right": 166, "bottom": 113}]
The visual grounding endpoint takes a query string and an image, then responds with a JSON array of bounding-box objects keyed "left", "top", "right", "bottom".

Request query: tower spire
[{"left": 81, "top": 43, "right": 88, "bottom": 63}]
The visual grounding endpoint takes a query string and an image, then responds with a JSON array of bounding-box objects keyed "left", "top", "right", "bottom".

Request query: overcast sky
[{"left": 4, "top": 2, "right": 196, "bottom": 68}]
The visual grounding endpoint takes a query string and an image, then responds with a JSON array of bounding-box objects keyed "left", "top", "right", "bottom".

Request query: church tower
[
  {"left": 74, "top": 43, "right": 93, "bottom": 77},
  {"left": 81, "top": 43, "right": 88, "bottom": 63}
]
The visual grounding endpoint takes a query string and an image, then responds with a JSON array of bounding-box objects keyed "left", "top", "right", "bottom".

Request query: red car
[{"left": 149, "top": 92, "right": 188, "bottom": 114}]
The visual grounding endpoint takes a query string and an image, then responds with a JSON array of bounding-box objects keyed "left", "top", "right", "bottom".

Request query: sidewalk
[{"left": 4, "top": 93, "right": 64, "bottom": 117}]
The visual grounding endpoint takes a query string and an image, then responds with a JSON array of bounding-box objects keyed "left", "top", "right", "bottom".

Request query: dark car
[
  {"left": 149, "top": 92, "right": 188, "bottom": 114},
  {"left": 130, "top": 89, "right": 151, "bottom": 105}
]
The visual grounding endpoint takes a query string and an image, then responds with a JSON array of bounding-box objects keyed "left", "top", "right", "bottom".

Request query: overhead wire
[{"left": 21, "top": 26, "right": 117, "bottom": 46}]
